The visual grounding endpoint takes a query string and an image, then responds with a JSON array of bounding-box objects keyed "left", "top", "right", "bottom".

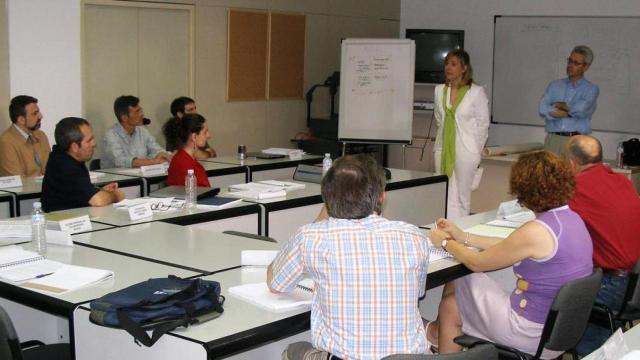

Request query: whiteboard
[
  {"left": 338, "top": 39, "right": 414, "bottom": 143},
  {"left": 493, "top": 16, "right": 640, "bottom": 134}
]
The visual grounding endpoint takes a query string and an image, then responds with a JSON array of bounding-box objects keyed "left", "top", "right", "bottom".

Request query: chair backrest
[
  {"left": 535, "top": 268, "right": 602, "bottom": 357},
  {"left": 89, "top": 158, "right": 101, "bottom": 171},
  {"left": 382, "top": 344, "right": 498, "bottom": 360},
  {"left": 0, "top": 305, "right": 22, "bottom": 360},
  {"left": 618, "top": 257, "right": 640, "bottom": 320}
]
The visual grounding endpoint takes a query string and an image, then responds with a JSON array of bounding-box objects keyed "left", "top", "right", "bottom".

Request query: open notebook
[
  {"left": 0, "top": 245, "right": 113, "bottom": 293},
  {"left": 229, "top": 279, "right": 314, "bottom": 313}
]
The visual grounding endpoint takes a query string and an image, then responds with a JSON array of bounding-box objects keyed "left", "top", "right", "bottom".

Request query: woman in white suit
[{"left": 434, "top": 50, "right": 490, "bottom": 219}]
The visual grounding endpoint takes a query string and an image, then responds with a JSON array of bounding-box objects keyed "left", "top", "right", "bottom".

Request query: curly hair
[{"left": 509, "top": 151, "right": 575, "bottom": 213}]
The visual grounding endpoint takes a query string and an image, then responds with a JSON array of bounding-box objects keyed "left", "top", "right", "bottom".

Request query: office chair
[
  {"left": 382, "top": 344, "right": 498, "bottom": 359},
  {"left": 89, "top": 158, "right": 101, "bottom": 170},
  {"left": 0, "top": 305, "right": 71, "bottom": 360},
  {"left": 591, "top": 258, "right": 640, "bottom": 332},
  {"left": 454, "top": 268, "right": 602, "bottom": 360}
]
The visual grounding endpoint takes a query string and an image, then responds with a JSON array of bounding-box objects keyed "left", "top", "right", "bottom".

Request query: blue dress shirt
[
  {"left": 539, "top": 78, "right": 599, "bottom": 134},
  {"left": 101, "top": 123, "right": 164, "bottom": 168}
]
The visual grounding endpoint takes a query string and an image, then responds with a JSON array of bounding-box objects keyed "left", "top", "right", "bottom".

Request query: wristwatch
[{"left": 441, "top": 239, "right": 448, "bottom": 249}]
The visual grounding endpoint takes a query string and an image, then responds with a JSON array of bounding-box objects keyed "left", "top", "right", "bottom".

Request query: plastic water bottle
[
  {"left": 616, "top": 142, "right": 624, "bottom": 168},
  {"left": 322, "top": 153, "right": 333, "bottom": 176},
  {"left": 185, "top": 169, "right": 197, "bottom": 208},
  {"left": 31, "top": 202, "right": 46, "bottom": 256}
]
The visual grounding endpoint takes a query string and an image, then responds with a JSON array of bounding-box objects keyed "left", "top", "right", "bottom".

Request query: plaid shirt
[{"left": 270, "top": 215, "right": 429, "bottom": 360}]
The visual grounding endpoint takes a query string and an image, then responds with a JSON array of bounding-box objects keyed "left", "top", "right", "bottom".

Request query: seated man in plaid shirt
[{"left": 268, "top": 154, "right": 431, "bottom": 360}]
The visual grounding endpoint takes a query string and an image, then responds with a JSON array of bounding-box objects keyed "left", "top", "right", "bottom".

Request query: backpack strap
[{"left": 116, "top": 309, "right": 190, "bottom": 347}]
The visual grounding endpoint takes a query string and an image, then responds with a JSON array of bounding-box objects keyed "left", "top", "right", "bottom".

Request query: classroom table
[
  {"left": 73, "top": 256, "right": 471, "bottom": 360},
  {"left": 98, "top": 161, "right": 247, "bottom": 196},
  {"left": 0, "top": 173, "right": 144, "bottom": 217},
  {"left": 71, "top": 222, "right": 281, "bottom": 274},
  {"left": 243, "top": 168, "right": 447, "bottom": 243},
  {"left": 203, "top": 154, "right": 323, "bottom": 182},
  {"left": 0, "top": 190, "right": 16, "bottom": 218},
  {"left": 43, "top": 198, "right": 261, "bottom": 234},
  {"left": 0, "top": 243, "right": 200, "bottom": 347}
]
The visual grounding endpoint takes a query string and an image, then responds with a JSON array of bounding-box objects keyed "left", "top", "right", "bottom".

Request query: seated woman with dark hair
[
  {"left": 166, "top": 113, "right": 211, "bottom": 187},
  {"left": 427, "top": 151, "right": 593, "bottom": 358}
]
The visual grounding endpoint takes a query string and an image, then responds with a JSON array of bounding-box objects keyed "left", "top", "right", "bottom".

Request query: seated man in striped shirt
[{"left": 268, "top": 154, "right": 431, "bottom": 360}]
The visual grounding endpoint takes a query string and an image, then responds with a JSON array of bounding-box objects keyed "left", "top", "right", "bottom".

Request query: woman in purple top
[{"left": 429, "top": 151, "right": 593, "bottom": 358}]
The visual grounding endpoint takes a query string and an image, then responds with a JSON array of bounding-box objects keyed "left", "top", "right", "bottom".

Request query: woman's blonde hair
[{"left": 445, "top": 49, "right": 473, "bottom": 87}]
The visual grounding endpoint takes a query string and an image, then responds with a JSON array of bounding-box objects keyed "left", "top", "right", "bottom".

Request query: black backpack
[
  {"left": 89, "top": 276, "right": 225, "bottom": 347},
  {"left": 623, "top": 138, "right": 640, "bottom": 166}
]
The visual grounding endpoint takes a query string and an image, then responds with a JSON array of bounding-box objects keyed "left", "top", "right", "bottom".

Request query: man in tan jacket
[{"left": 0, "top": 95, "right": 51, "bottom": 177}]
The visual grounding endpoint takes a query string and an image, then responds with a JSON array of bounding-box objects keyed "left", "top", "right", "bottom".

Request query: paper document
[
  {"left": 429, "top": 247, "right": 453, "bottom": 262},
  {"left": 0, "top": 220, "right": 31, "bottom": 239},
  {"left": 257, "top": 180, "right": 306, "bottom": 191},
  {"left": 465, "top": 224, "right": 515, "bottom": 239},
  {"left": 0, "top": 246, "right": 44, "bottom": 269},
  {"left": 241, "top": 250, "right": 279, "bottom": 266},
  {"left": 0, "top": 259, "right": 64, "bottom": 282},
  {"left": 22, "top": 264, "right": 113, "bottom": 294},
  {"left": 229, "top": 279, "right": 313, "bottom": 312},
  {"left": 228, "top": 182, "right": 287, "bottom": 200},
  {"left": 262, "top": 148, "right": 304, "bottom": 156}
]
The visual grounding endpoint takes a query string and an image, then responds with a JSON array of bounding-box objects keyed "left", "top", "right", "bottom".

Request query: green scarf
[{"left": 441, "top": 84, "right": 469, "bottom": 177}]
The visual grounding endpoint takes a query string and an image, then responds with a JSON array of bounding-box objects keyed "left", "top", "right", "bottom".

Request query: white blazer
[{"left": 433, "top": 83, "right": 490, "bottom": 155}]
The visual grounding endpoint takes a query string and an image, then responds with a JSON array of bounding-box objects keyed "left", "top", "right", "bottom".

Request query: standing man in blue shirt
[{"left": 539, "top": 45, "right": 599, "bottom": 155}]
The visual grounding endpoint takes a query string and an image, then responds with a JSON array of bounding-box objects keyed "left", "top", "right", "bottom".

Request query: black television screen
[{"left": 406, "top": 29, "right": 464, "bottom": 84}]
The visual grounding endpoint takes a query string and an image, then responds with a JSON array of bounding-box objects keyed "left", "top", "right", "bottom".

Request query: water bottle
[
  {"left": 31, "top": 202, "right": 46, "bottom": 256},
  {"left": 616, "top": 142, "right": 624, "bottom": 168},
  {"left": 185, "top": 169, "right": 197, "bottom": 208},
  {"left": 322, "top": 153, "right": 333, "bottom": 176}
]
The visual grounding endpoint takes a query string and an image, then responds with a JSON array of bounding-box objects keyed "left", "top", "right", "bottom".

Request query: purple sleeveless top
[{"left": 510, "top": 205, "right": 593, "bottom": 324}]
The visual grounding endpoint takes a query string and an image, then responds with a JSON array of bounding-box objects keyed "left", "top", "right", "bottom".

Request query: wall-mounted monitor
[{"left": 405, "top": 29, "right": 464, "bottom": 84}]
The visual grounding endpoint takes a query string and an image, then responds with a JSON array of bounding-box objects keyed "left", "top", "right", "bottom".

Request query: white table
[
  {"left": 73, "top": 252, "right": 472, "bottom": 360},
  {"left": 71, "top": 222, "right": 281, "bottom": 274},
  {"left": 204, "top": 154, "right": 323, "bottom": 183},
  {"left": 0, "top": 243, "right": 199, "bottom": 346},
  {"left": 243, "top": 168, "right": 448, "bottom": 244},
  {"left": 583, "top": 322, "right": 640, "bottom": 359},
  {"left": 43, "top": 199, "right": 261, "bottom": 234}
]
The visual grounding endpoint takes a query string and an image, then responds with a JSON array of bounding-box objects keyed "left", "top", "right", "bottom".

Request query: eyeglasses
[{"left": 566, "top": 58, "right": 587, "bottom": 66}]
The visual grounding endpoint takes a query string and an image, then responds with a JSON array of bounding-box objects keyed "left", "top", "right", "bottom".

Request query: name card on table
[
  {"left": 140, "top": 163, "right": 167, "bottom": 177},
  {"left": 59, "top": 215, "right": 92, "bottom": 233},
  {"left": 128, "top": 203, "right": 153, "bottom": 221},
  {"left": 0, "top": 175, "right": 22, "bottom": 189}
]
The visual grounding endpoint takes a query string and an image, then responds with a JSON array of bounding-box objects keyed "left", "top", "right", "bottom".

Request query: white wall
[
  {"left": 8, "top": 0, "right": 82, "bottom": 143},
  {"left": 401, "top": 0, "right": 640, "bottom": 160}
]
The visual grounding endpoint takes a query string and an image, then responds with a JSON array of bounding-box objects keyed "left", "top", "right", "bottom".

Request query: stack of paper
[
  {"left": 197, "top": 196, "right": 243, "bottom": 209},
  {"left": 229, "top": 279, "right": 313, "bottom": 313},
  {"left": 429, "top": 247, "right": 452, "bottom": 262},
  {"left": 228, "top": 182, "right": 287, "bottom": 200},
  {"left": 256, "top": 180, "right": 306, "bottom": 191},
  {"left": 89, "top": 171, "right": 106, "bottom": 182},
  {"left": 465, "top": 224, "right": 515, "bottom": 239},
  {"left": 262, "top": 148, "right": 304, "bottom": 156},
  {"left": 0, "top": 220, "right": 31, "bottom": 239},
  {"left": 21, "top": 264, "right": 113, "bottom": 294}
]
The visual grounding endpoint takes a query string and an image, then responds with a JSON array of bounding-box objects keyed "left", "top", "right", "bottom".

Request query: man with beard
[{"left": 0, "top": 95, "right": 51, "bottom": 176}]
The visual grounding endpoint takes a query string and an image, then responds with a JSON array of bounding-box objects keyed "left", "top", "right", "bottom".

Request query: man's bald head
[{"left": 566, "top": 135, "right": 603, "bottom": 166}]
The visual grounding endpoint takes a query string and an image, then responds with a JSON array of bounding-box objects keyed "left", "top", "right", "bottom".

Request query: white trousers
[{"left": 434, "top": 141, "right": 481, "bottom": 220}]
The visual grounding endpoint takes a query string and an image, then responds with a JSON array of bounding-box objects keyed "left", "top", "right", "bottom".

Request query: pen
[{"left": 35, "top": 272, "right": 54, "bottom": 279}]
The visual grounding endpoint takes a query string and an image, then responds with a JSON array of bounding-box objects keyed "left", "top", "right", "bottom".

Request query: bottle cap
[
  {"left": 34, "top": 201, "right": 42, "bottom": 209},
  {"left": 187, "top": 169, "right": 194, "bottom": 175},
  {"left": 325, "top": 153, "right": 330, "bottom": 157}
]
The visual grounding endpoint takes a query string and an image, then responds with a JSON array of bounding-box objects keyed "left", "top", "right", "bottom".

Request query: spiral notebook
[
  {"left": 0, "top": 246, "right": 63, "bottom": 282},
  {"left": 229, "top": 279, "right": 314, "bottom": 312}
]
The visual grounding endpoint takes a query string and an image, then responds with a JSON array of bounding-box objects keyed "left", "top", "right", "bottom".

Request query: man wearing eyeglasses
[{"left": 539, "top": 45, "right": 599, "bottom": 155}]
